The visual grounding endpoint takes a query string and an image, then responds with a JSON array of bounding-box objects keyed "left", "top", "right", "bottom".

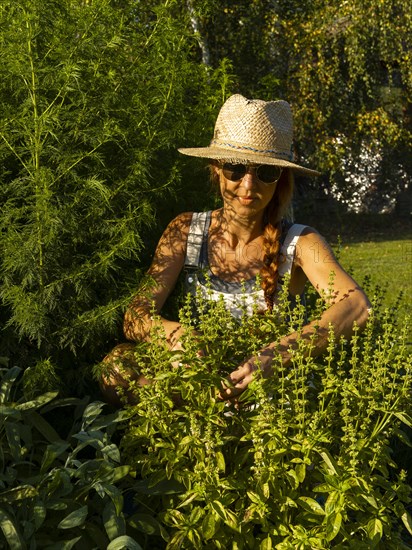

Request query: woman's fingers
[{"left": 219, "top": 361, "right": 257, "bottom": 399}]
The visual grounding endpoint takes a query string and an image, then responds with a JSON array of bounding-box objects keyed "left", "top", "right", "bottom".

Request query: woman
[{"left": 101, "top": 94, "right": 370, "bottom": 406}]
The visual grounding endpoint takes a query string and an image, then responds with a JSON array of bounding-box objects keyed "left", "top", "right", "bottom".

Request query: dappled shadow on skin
[{"left": 102, "top": 198, "right": 372, "bottom": 407}]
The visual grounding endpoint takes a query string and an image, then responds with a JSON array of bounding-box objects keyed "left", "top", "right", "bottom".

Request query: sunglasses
[{"left": 221, "top": 163, "right": 282, "bottom": 185}]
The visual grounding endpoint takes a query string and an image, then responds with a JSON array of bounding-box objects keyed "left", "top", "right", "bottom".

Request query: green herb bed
[{"left": 1, "top": 241, "right": 411, "bottom": 550}]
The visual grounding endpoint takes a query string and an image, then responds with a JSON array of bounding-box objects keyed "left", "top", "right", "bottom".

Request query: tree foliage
[{"left": 196, "top": 0, "right": 412, "bottom": 210}]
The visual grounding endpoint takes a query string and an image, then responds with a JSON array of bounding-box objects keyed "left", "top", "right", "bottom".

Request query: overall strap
[
  {"left": 279, "top": 223, "right": 307, "bottom": 277},
  {"left": 184, "top": 211, "right": 211, "bottom": 269}
]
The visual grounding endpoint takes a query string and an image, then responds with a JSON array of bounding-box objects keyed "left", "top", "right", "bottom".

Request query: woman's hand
[{"left": 220, "top": 345, "right": 275, "bottom": 400}]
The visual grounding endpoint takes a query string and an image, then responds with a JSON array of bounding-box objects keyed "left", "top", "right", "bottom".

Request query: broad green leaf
[
  {"left": 177, "top": 491, "right": 198, "bottom": 508},
  {"left": 393, "top": 427, "right": 412, "bottom": 448},
  {"left": 128, "top": 513, "right": 166, "bottom": 537},
  {"left": 81, "top": 522, "right": 108, "bottom": 548},
  {"left": 319, "top": 450, "right": 339, "bottom": 475},
  {"left": 261, "top": 483, "right": 270, "bottom": 499},
  {"left": 279, "top": 496, "right": 297, "bottom": 509},
  {"left": 101, "top": 444, "right": 121, "bottom": 463},
  {"left": 101, "top": 483, "right": 123, "bottom": 516},
  {"left": 0, "top": 405, "right": 21, "bottom": 418},
  {"left": 202, "top": 513, "right": 217, "bottom": 540},
  {"left": 210, "top": 500, "right": 227, "bottom": 521},
  {"left": 260, "top": 536, "right": 272, "bottom": 550},
  {"left": 210, "top": 503, "right": 239, "bottom": 532},
  {"left": 325, "top": 511, "right": 342, "bottom": 542},
  {"left": 295, "top": 463, "right": 306, "bottom": 483},
  {"left": 247, "top": 491, "right": 264, "bottom": 505},
  {"left": 110, "top": 465, "right": 130, "bottom": 483},
  {"left": 33, "top": 501, "right": 47, "bottom": 529},
  {"left": 5, "top": 422, "right": 23, "bottom": 461},
  {"left": 216, "top": 451, "right": 225, "bottom": 472},
  {"left": 313, "top": 483, "right": 333, "bottom": 493},
  {"left": 166, "top": 509, "right": 186, "bottom": 526},
  {"left": 58, "top": 505, "right": 88, "bottom": 529},
  {"left": 107, "top": 535, "right": 143, "bottom": 549},
  {"left": 226, "top": 510, "right": 239, "bottom": 532},
  {"left": 278, "top": 523, "right": 290, "bottom": 536},
  {"left": 45, "top": 470, "right": 73, "bottom": 500},
  {"left": 16, "top": 392, "right": 58, "bottom": 410},
  {"left": 47, "top": 501, "right": 68, "bottom": 511},
  {"left": 401, "top": 511, "right": 412, "bottom": 536},
  {"left": 41, "top": 441, "right": 70, "bottom": 473},
  {"left": 325, "top": 491, "right": 343, "bottom": 515},
  {"left": 297, "top": 496, "right": 325, "bottom": 515},
  {"left": 187, "top": 528, "right": 202, "bottom": 546},
  {"left": 93, "top": 482, "right": 106, "bottom": 499},
  {"left": 0, "top": 507, "right": 26, "bottom": 550},
  {"left": 0, "top": 485, "right": 38, "bottom": 502},
  {"left": 82, "top": 402, "right": 105, "bottom": 428},
  {"left": 73, "top": 430, "right": 105, "bottom": 444},
  {"left": 360, "top": 493, "right": 379, "bottom": 509},
  {"left": 41, "top": 397, "right": 85, "bottom": 413},
  {"left": 285, "top": 469, "right": 299, "bottom": 489},
  {"left": 0, "top": 366, "right": 21, "bottom": 404},
  {"left": 132, "top": 477, "right": 183, "bottom": 495},
  {"left": 167, "top": 532, "right": 186, "bottom": 549},
  {"left": 366, "top": 518, "right": 383, "bottom": 544},
  {"left": 189, "top": 506, "right": 204, "bottom": 524},
  {"left": 103, "top": 501, "right": 125, "bottom": 541}
]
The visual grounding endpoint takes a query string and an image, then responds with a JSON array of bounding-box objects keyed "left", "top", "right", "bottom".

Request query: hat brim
[{"left": 178, "top": 146, "right": 321, "bottom": 177}]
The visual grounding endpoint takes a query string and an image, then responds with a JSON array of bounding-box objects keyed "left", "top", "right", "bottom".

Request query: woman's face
[{"left": 214, "top": 162, "right": 280, "bottom": 219}]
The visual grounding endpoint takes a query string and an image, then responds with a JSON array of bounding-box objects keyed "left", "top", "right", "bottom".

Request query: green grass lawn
[
  {"left": 301, "top": 212, "right": 412, "bottom": 327},
  {"left": 336, "top": 239, "right": 412, "bottom": 341}
]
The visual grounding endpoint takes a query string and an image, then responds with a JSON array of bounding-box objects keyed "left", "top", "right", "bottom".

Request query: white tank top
[{"left": 184, "top": 211, "right": 306, "bottom": 319}]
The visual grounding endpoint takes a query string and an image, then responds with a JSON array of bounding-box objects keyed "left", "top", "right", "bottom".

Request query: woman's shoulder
[
  {"left": 281, "top": 221, "right": 321, "bottom": 243},
  {"left": 282, "top": 220, "right": 318, "bottom": 234},
  {"left": 163, "top": 211, "right": 195, "bottom": 237},
  {"left": 290, "top": 224, "right": 337, "bottom": 267},
  {"left": 168, "top": 209, "right": 217, "bottom": 233},
  {"left": 168, "top": 211, "right": 195, "bottom": 226},
  {"left": 161, "top": 211, "right": 214, "bottom": 251},
  {"left": 294, "top": 224, "right": 328, "bottom": 241}
]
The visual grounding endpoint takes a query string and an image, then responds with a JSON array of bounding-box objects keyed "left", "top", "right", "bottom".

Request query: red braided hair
[{"left": 260, "top": 169, "right": 294, "bottom": 311}]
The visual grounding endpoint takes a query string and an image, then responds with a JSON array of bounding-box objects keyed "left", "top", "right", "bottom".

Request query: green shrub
[
  {"left": 120, "top": 286, "right": 412, "bottom": 549},
  {"left": 0, "top": 364, "right": 134, "bottom": 549},
  {"left": 0, "top": 0, "right": 231, "bottom": 372}
]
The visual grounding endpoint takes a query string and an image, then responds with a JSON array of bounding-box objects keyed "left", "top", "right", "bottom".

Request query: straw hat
[{"left": 178, "top": 94, "right": 320, "bottom": 177}]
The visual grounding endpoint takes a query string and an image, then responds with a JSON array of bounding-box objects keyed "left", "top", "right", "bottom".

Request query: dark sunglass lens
[
  {"left": 222, "top": 163, "right": 246, "bottom": 181},
  {"left": 256, "top": 165, "right": 282, "bottom": 184}
]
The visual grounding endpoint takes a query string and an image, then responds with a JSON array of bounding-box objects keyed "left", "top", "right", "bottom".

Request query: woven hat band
[{"left": 210, "top": 139, "right": 293, "bottom": 161}]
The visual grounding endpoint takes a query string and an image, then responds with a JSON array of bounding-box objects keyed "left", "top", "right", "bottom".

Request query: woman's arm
[
  {"left": 124, "top": 211, "right": 193, "bottom": 350},
  {"left": 223, "top": 229, "right": 371, "bottom": 398}
]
